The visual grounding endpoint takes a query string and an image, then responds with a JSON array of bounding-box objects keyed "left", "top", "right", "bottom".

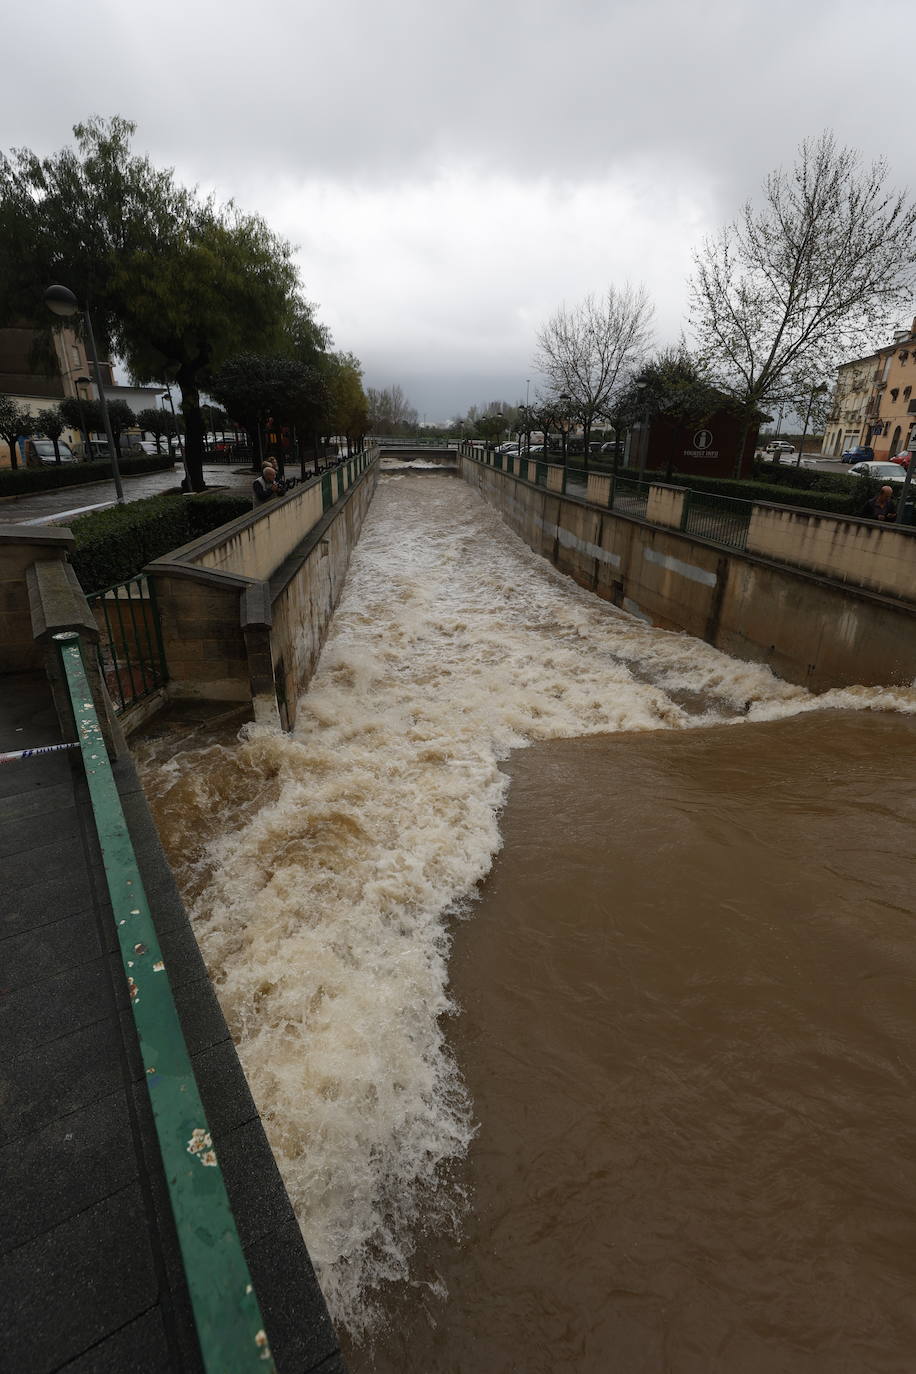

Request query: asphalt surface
[
  {"left": 0, "top": 462, "right": 254, "bottom": 526},
  {"left": 0, "top": 671, "right": 345, "bottom": 1372}
]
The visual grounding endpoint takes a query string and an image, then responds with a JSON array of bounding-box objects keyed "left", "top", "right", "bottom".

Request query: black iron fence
[{"left": 87, "top": 575, "right": 167, "bottom": 714}]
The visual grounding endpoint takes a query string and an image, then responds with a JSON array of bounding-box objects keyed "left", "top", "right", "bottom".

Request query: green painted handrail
[{"left": 56, "top": 632, "right": 277, "bottom": 1374}]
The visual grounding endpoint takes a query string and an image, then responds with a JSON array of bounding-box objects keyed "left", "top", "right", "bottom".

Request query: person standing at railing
[
  {"left": 252, "top": 461, "right": 283, "bottom": 505},
  {"left": 860, "top": 486, "right": 897, "bottom": 522}
]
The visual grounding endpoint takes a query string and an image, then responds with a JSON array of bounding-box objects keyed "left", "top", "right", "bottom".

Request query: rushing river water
[{"left": 136, "top": 474, "right": 916, "bottom": 1370}]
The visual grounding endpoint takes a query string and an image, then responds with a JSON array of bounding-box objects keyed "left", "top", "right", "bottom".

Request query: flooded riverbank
[{"left": 135, "top": 475, "right": 916, "bottom": 1365}]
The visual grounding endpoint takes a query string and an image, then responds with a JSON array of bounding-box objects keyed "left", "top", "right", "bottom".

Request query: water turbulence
[{"left": 136, "top": 475, "right": 916, "bottom": 1350}]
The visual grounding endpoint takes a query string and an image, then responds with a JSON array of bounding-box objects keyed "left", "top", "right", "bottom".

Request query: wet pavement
[{"left": 0, "top": 462, "right": 254, "bottom": 525}]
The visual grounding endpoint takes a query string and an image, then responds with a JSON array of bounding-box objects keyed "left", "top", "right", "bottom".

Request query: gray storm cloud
[{"left": 3, "top": 0, "right": 913, "bottom": 415}]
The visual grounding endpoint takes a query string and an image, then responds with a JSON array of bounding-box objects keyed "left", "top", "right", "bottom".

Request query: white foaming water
[{"left": 144, "top": 475, "right": 916, "bottom": 1334}]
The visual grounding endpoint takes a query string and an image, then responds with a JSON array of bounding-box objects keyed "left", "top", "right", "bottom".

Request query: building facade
[
  {"left": 868, "top": 319, "right": 916, "bottom": 459},
  {"left": 822, "top": 352, "right": 880, "bottom": 457},
  {"left": 0, "top": 324, "right": 159, "bottom": 465},
  {"left": 823, "top": 317, "right": 916, "bottom": 459}
]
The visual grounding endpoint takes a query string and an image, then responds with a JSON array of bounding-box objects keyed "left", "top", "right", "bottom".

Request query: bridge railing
[
  {"left": 460, "top": 442, "right": 777, "bottom": 556},
  {"left": 87, "top": 574, "right": 168, "bottom": 714}
]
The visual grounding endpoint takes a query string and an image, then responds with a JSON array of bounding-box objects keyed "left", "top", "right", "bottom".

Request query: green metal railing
[
  {"left": 56, "top": 632, "right": 277, "bottom": 1374},
  {"left": 680, "top": 490, "right": 751, "bottom": 551},
  {"left": 87, "top": 575, "right": 167, "bottom": 714},
  {"left": 611, "top": 477, "right": 650, "bottom": 518}
]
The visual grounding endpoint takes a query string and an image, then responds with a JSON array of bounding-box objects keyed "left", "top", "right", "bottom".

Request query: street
[{"left": 0, "top": 462, "right": 253, "bottom": 525}]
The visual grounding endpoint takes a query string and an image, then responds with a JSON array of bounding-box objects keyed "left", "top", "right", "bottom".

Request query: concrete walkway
[
  {"left": 0, "top": 671, "right": 344, "bottom": 1373},
  {"left": 1, "top": 462, "right": 254, "bottom": 526}
]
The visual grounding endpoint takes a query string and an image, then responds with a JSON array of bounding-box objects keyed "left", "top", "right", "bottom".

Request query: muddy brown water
[
  {"left": 348, "top": 712, "right": 916, "bottom": 1373},
  {"left": 135, "top": 476, "right": 916, "bottom": 1370}
]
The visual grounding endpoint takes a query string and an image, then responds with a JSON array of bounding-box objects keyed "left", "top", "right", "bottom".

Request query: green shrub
[
  {"left": 70, "top": 490, "right": 252, "bottom": 593},
  {"left": 185, "top": 490, "right": 252, "bottom": 537},
  {"left": 634, "top": 468, "right": 859, "bottom": 516},
  {"left": 0, "top": 452, "right": 174, "bottom": 497}
]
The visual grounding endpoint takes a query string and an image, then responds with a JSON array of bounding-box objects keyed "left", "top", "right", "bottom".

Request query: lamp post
[
  {"left": 796, "top": 383, "right": 828, "bottom": 467},
  {"left": 44, "top": 285, "right": 123, "bottom": 501},
  {"left": 494, "top": 411, "right": 503, "bottom": 450}
]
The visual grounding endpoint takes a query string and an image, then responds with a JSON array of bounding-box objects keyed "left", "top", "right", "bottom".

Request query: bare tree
[
  {"left": 534, "top": 284, "right": 654, "bottom": 464},
  {"left": 365, "top": 385, "right": 418, "bottom": 435},
  {"left": 690, "top": 131, "right": 916, "bottom": 474}
]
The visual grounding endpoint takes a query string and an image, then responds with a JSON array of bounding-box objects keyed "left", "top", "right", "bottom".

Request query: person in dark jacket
[
  {"left": 252, "top": 462, "right": 281, "bottom": 505},
  {"left": 861, "top": 485, "right": 897, "bottom": 522}
]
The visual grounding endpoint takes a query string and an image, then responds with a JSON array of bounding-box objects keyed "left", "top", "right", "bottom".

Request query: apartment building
[
  {"left": 822, "top": 352, "right": 879, "bottom": 456},
  {"left": 823, "top": 316, "right": 916, "bottom": 459},
  {"left": 868, "top": 318, "right": 916, "bottom": 459}
]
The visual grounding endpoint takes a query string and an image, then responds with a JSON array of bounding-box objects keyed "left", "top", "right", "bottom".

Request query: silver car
[{"left": 847, "top": 461, "right": 906, "bottom": 483}]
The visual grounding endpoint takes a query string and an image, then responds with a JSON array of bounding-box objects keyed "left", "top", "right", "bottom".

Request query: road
[{"left": 0, "top": 462, "right": 253, "bottom": 525}]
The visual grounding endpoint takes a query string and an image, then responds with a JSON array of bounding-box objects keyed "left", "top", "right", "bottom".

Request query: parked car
[
  {"left": 847, "top": 461, "right": 906, "bottom": 482},
  {"left": 71, "top": 440, "right": 112, "bottom": 461},
  {"left": 841, "top": 445, "right": 874, "bottom": 464},
  {"left": 23, "top": 438, "right": 75, "bottom": 464},
  {"left": 764, "top": 440, "right": 795, "bottom": 454},
  {"left": 890, "top": 451, "right": 911, "bottom": 468}
]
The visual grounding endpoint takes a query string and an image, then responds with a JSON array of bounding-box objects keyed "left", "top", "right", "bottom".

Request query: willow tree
[
  {"left": 690, "top": 131, "right": 916, "bottom": 475},
  {"left": 0, "top": 116, "right": 302, "bottom": 490}
]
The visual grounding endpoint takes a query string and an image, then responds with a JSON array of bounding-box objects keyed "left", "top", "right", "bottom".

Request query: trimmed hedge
[
  {"left": 632, "top": 467, "right": 861, "bottom": 516},
  {"left": 0, "top": 452, "right": 175, "bottom": 497},
  {"left": 70, "top": 490, "right": 252, "bottom": 593}
]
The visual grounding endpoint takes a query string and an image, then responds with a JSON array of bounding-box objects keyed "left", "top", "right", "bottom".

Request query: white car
[
  {"left": 847, "top": 461, "right": 907, "bottom": 483},
  {"left": 764, "top": 440, "right": 795, "bottom": 454}
]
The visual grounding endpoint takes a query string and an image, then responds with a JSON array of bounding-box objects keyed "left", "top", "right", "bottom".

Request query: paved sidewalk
[
  {"left": 1, "top": 463, "right": 254, "bottom": 526},
  {"left": 0, "top": 672, "right": 344, "bottom": 1372}
]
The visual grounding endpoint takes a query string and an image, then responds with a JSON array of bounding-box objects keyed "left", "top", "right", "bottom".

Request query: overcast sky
[{"left": 4, "top": 0, "right": 915, "bottom": 420}]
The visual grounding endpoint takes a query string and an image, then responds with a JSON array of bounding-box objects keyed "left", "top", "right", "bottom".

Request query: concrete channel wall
[
  {"left": 459, "top": 452, "right": 916, "bottom": 690},
  {"left": 146, "top": 451, "right": 378, "bottom": 729}
]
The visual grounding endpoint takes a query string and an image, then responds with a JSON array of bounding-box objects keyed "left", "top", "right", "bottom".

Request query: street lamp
[
  {"left": 44, "top": 285, "right": 123, "bottom": 501},
  {"left": 494, "top": 411, "right": 504, "bottom": 450},
  {"left": 796, "top": 383, "right": 828, "bottom": 467}
]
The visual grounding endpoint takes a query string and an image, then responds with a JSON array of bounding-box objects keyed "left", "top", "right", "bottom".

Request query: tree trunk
[
  {"left": 4, "top": 434, "right": 18, "bottom": 469},
  {"left": 582, "top": 418, "right": 591, "bottom": 473},
  {"left": 733, "top": 412, "right": 753, "bottom": 480},
  {"left": 52, "top": 437, "right": 61, "bottom": 464},
  {"left": 177, "top": 371, "right": 206, "bottom": 491}
]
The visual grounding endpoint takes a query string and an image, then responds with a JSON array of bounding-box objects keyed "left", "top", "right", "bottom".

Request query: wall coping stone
[{"left": 0, "top": 523, "right": 75, "bottom": 550}]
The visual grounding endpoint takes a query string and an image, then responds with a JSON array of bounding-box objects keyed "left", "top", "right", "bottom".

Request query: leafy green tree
[
  {"left": 0, "top": 394, "right": 33, "bottom": 468},
  {"left": 325, "top": 353, "right": 368, "bottom": 453},
  {"left": 135, "top": 406, "right": 171, "bottom": 453},
  {"left": 615, "top": 347, "right": 737, "bottom": 479},
  {"left": 0, "top": 116, "right": 302, "bottom": 491},
  {"left": 35, "top": 406, "right": 67, "bottom": 462},
  {"left": 102, "top": 398, "right": 135, "bottom": 458},
  {"left": 59, "top": 394, "right": 101, "bottom": 443},
  {"left": 209, "top": 353, "right": 323, "bottom": 468}
]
